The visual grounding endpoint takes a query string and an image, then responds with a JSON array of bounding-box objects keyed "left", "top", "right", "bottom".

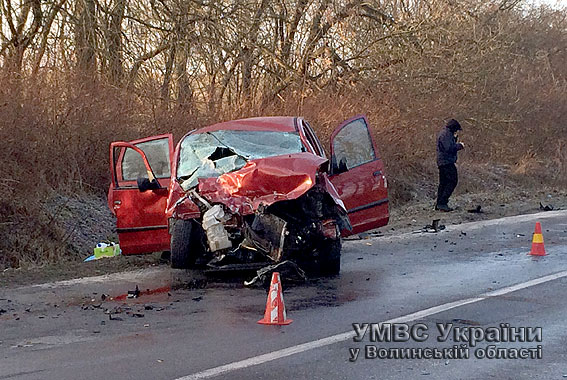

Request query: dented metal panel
[{"left": 197, "top": 152, "right": 332, "bottom": 215}]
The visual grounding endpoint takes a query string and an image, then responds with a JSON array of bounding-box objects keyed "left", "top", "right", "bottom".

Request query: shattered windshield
[{"left": 177, "top": 130, "right": 303, "bottom": 190}]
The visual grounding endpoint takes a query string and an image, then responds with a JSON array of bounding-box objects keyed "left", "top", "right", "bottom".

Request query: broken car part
[{"left": 107, "top": 116, "right": 390, "bottom": 277}]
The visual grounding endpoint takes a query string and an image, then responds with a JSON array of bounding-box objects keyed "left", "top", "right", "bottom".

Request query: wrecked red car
[{"left": 108, "top": 116, "right": 388, "bottom": 275}]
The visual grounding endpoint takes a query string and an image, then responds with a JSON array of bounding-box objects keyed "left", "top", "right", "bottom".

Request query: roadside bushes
[{"left": 1, "top": 3, "right": 566, "bottom": 269}]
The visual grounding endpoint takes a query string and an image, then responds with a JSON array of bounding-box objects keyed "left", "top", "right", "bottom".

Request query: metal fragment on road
[{"left": 244, "top": 260, "right": 306, "bottom": 287}]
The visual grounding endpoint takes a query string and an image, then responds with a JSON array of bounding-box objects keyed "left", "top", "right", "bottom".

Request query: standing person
[{"left": 436, "top": 119, "right": 465, "bottom": 212}]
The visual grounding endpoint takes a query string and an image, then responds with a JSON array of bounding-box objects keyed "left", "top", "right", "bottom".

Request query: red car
[{"left": 108, "top": 115, "right": 388, "bottom": 275}]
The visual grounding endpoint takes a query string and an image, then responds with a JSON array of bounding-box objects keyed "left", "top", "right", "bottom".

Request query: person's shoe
[{"left": 435, "top": 204, "right": 454, "bottom": 212}]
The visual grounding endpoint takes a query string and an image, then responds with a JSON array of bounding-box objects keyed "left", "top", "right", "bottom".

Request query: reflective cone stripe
[
  {"left": 529, "top": 222, "right": 546, "bottom": 256},
  {"left": 270, "top": 282, "right": 279, "bottom": 322},
  {"left": 258, "top": 272, "right": 293, "bottom": 325}
]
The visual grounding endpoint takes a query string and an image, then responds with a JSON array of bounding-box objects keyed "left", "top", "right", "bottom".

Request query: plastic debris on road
[{"left": 84, "top": 242, "right": 121, "bottom": 262}]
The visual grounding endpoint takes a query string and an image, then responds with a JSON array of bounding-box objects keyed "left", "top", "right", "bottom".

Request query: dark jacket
[{"left": 437, "top": 126, "right": 463, "bottom": 166}]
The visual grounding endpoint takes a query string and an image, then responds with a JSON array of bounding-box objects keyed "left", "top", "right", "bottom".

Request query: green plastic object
[
  {"left": 94, "top": 244, "right": 121, "bottom": 259},
  {"left": 85, "top": 243, "right": 121, "bottom": 262}
]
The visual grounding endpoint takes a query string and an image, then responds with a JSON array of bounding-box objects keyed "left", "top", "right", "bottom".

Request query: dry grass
[
  {"left": 2, "top": 75, "right": 565, "bottom": 271},
  {"left": 2, "top": 5, "right": 567, "bottom": 269}
]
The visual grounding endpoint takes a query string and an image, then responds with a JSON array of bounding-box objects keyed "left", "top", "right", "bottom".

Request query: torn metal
[
  {"left": 166, "top": 133, "right": 350, "bottom": 277},
  {"left": 244, "top": 260, "right": 307, "bottom": 287},
  {"left": 185, "top": 184, "right": 347, "bottom": 276}
]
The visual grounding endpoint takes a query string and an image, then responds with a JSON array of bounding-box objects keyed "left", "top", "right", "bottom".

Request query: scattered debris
[
  {"left": 192, "top": 296, "right": 203, "bottom": 302},
  {"left": 130, "top": 312, "right": 144, "bottom": 318},
  {"left": 467, "top": 205, "right": 483, "bottom": 213},
  {"left": 414, "top": 219, "right": 446, "bottom": 233},
  {"left": 539, "top": 202, "right": 554, "bottom": 211},
  {"left": 106, "top": 306, "right": 127, "bottom": 320},
  {"left": 244, "top": 260, "right": 307, "bottom": 287},
  {"left": 127, "top": 285, "right": 140, "bottom": 299},
  {"left": 101, "top": 294, "right": 109, "bottom": 301},
  {"left": 144, "top": 305, "right": 154, "bottom": 310},
  {"left": 84, "top": 242, "right": 121, "bottom": 262}
]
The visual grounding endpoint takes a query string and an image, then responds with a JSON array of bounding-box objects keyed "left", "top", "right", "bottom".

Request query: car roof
[{"left": 191, "top": 116, "right": 299, "bottom": 134}]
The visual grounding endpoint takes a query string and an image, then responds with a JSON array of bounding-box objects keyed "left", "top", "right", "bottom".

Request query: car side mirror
[{"left": 137, "top": 177, "right": 161, "bottom": 192}]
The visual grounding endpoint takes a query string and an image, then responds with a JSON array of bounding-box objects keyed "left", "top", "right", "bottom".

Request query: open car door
[
  {"left": 108, "top": 134, "right": 173, "bottom": 254},
  {"left": 328, "top": 116, "right": 389, "bottom": 235}
]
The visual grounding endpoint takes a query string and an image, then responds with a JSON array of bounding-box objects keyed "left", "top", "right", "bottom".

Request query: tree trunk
[
  {"left": 106, "top": 0, "right": 126, "bottom": 84},
  {"left": 75, "top": 0, "right": 97, "bottom": 73}
]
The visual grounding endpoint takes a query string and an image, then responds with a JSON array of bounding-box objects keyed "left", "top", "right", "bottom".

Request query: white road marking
[
  {"left": 443, "top": 209, "right": 567, "bottom": 233},
  {"left": 12, "top": 210, "right": 566, "bottom": 290},
  {"left": 364, "top": 209, "right": 567, "bottom": 243},
  {"left": 177, "top": 270, "right": 567, "bottom": 380},
  {"left": 17, "top": 267, "right": 167, "bottom": 290}
]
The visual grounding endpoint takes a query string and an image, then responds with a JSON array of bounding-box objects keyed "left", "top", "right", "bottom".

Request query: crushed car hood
[{"left": 197, "top": 152, "right": 345, "bottom": 215}]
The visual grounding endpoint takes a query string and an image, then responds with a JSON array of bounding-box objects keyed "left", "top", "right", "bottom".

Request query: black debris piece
[
  {"left": 468, "top": 205, "right": 483, "bottom": 213},
  {"left": 415, "top": 219, "right": 446, "bottom": 233},
  {"left": 539, "top": 202, "right": 554, "bottom": 211},
  {"left": 244, "top": 260, "right": 307, "bottom": 287},
  {"left": 127, "top": 285, "right": 140, "bottom": 299},
  {"left": 192, "top": 296, "right": 203, "bottom": 302}
]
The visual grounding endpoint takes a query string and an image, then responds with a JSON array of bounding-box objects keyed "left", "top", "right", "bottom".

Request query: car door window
[
  {"left": 332, "top": 118, "right": 375, "bottom": 171},
  {"left": 121, "top": 138, "right": 171, "bottom": 181}
]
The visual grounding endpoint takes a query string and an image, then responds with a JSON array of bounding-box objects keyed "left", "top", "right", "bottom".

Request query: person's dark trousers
[{"left": 436, "top": 163, "right": 458, "bottom": 206}]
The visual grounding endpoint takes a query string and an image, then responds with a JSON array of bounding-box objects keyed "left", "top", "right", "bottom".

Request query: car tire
[
  {"left": 319, "top": 238, "right": 341, "bottom": 275},
  {"left": 170, "top": 219, "right": 199, "bottom": 269}
]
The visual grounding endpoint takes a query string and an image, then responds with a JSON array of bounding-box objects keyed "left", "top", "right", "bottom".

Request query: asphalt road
[{"left": 1, "top": 210, "right": 567, "bottom": 380}]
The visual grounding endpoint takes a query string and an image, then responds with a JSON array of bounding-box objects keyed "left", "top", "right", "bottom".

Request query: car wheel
[
  {"left": 319, "top": 238, "right": 341, "bottom": 275},
  {"left": 170, "top": 219, "right": 200, "bottom": 269}
]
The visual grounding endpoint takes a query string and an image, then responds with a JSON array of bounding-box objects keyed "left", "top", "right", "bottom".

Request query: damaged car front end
[
  {"left": 166, "top": 127, "right": 350, "bottom": 275},
  {"left": 108, "top": 116, "right": 389, "bottom": 280}
]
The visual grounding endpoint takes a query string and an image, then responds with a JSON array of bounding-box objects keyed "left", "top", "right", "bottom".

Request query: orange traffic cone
[
  {"left": 258, "top": 272, "right": 292, "bottom": 325},
  {"left": 528, "top": 222, "right": 546, "bottom": 256}
]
